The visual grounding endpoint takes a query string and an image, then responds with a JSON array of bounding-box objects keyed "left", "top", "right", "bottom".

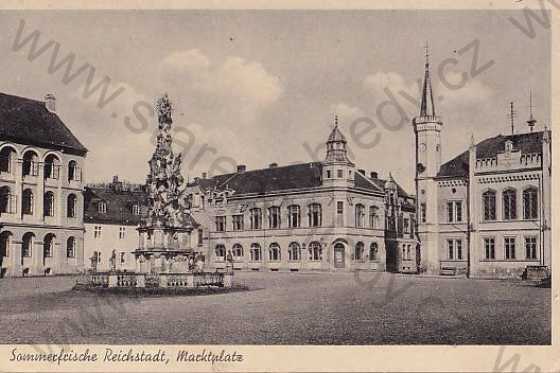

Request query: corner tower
[
  {"left": 413, "top": 45, "right": 443, "bottom": 274},
  {"left": 322, "top": 115, "right": 355, "bottom": 188}
]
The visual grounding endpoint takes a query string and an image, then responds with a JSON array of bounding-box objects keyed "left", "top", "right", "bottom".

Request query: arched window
[
  {"left": 214, "top": 244, "right": 226, "bottom": 260},
  {"left": 43, "top": 233, "right": 55, "bottom": 258},
  {"left": 0, "top": 146, "right": 16, "bottom": 174},
  {"left": 268, "top": 206, "right": 281, "bottom": 229},
  {"left": 308, "top": 203, "right": 322, "bottom": 227},
  {"left": 369, "top": 242, "right": 378, "bottom": 261},
  {"left": 68, "top": 160, "right": 80, "bottom": 182},
  {"left": 67, "top": 194, "right": 77, "bottom": 218},
  {"left": 97, "top": 201, "right": 107, "bottom": 214},
  {"left": 308, "top": 241, "right": 322, "bottom": 261},
  {"left": 369, "top": 206, "right": 379, "bottom": 228},
  {"left": 355, "top": 204, "right": 365, "bottom": 228},
  {"left": 67, "top": 237, "right": 76, "bottom": 258},
  {"left": 0, "top": 231, "right": 12, "bottom": 260},
  {"left": 354, "top": 242, "right": 365, "bottom": 261},
  {"left": 22, "top": 232, "right": 34, "bottom": 258},
  {"left": 250, "top": 243, "right": 262, "bottom": 261},
  {"left": 44, "top": 192, "right": 55, "bottom": 217},
  {"left": 523, "top": 187, "right": 538, "bottom": 220},
  {"left": 0, "top": 186, "right": 15, "bottom": 214},
  {"left": 482, "top": 190, "right": 496, "bottom": 221},
  {"left": 269, "top": 243, "right": 281, "bottom": 261},
  {"left": 22, "top": 189, "right": 34, "bottom": 215},
  {"left": 502, "top": 189, "right": 517, "bottom": 220},
  {"left": 287, "top": 205, "right": 300, "bottom": 228},
  {"left": 288, "top": 242, "right": 300, "bottom": 261},
  {"left": 232, "top": 244, "right": 243, "bottom": 259},
  {"left": 250, "top": 208, "right": 262, "bottom": 230},
  {"left": 22, "top": 150, "right": 39, "bottom": 176},
  {"left": 44, "top": 154, "right": 60, "bottom": 179}
]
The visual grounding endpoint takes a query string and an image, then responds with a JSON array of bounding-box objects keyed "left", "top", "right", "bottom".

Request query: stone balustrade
[{"left": 80, "top": 271, "right": 233, "bottom": 289}]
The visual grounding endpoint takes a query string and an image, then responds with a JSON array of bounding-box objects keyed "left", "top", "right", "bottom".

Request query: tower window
[
  {"left": 337, "top": 169, "right": 343, "bottom": 178},
  {"left": 326, "top": 170, "right": 331, "bottom": 178},
  {"left": 420, "top": 203, "right": 427, "bottom": 223}
]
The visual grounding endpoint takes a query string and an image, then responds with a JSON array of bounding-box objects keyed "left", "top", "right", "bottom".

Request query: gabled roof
[
  {"left": 84, "top": 187, "right": 148, "bottom": 226},
  {"left": 0, "top": 92, "right": 87, "bottom": 156},
  {"left": 437, "top": 130, "right": 547, "bottom": 178},
  {"left": 188, "top": 162, "right": 386, "bottom": 196}
]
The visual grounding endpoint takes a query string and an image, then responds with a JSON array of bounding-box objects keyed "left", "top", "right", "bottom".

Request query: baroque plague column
[{"left": 134, "top": 94, "right": 197, "bottom": 273}]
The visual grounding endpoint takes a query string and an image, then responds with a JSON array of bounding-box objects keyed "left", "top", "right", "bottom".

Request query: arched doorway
[
  {"left": 333, "top": 242, "right": 346, "bottom": 269},
  {"left": 0, "top": 231, "right": 12, "bottom": 278}
]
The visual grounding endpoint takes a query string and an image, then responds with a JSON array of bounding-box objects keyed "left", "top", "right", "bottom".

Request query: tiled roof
[
  {"left": 189, "top": 162, "right": 324, "bottom": 195},
  {"left": 189, "top": 162, "right": 398, "bottom": 196},
  {"left": 437, "top": 130, "right": 547, "bottom": 178},
  {"left": 84, "top": 187, "right": 148, "bottom": 226},
  {"left": 0, "top": 92, "right": 87, "bottom": 156}
]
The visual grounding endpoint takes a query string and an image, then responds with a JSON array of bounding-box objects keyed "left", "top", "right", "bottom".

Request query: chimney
[
  {"left": 202, "top": 172, "right": 207, "bottom": 179},
  {"left": 269, "top": 163, "right": 278, "bottom": 168},
  {"left": 44, "top": 93, "right": 56, "bottom": 112},
  {"left": 358, "top": 169, "right": 366, "bottom": 175},
  {"left": 237, "top": 165, "right": 246, "bottom": 173},
  {"left": 370, "top": 171, "right": 378, "bottom": 179}
]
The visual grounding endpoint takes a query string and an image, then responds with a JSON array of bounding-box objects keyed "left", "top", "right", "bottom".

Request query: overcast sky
[{"left": 0, "top": 10, "right": 551, "bottom": 192}]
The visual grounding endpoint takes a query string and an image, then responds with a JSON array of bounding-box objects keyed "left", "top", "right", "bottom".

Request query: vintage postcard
[{"left": 0, "top": 0, "right": 557, "bottom": 372}]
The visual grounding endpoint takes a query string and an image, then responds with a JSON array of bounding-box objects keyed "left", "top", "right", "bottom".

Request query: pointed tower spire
[
  {"left": 527, "top": 90, "right": 537, "bottom": 132},
  {"left": 420, "top": 42, "right": 436, "bottom": 118}
]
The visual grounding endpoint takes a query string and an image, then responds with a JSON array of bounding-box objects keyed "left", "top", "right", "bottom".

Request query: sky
[{"left": 0, "top": 10, "right": 551, "bottom": 192}]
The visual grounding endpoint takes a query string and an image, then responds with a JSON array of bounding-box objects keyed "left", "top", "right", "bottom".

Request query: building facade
[
  {"left": 0, "top": 93, "right": 87, "bottom": 277},
  {"left": 83, "top": 177, "right": 147, "bottom": 272},
  {"left": 414, "top": 56, "right": 552, "bottom": 279},
  {"left": 185, "top": 123, "right": 417, "bottom": 273}
]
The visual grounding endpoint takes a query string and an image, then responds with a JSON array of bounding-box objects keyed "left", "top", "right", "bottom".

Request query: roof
[
  {"left": 437, "top": 130, "right": 548, "bottom": 178},
  {"left": 84, "top": 186, "right": 148, "bottom": 226},
  {"left": 188, "top": 162, "right": 407, "bottom": 196},
  {"left": 327, "top": 125, "right": 347, "bottom": 142},
  {"left": 0, "top": 92, "right": 87, "bottom": 156}
]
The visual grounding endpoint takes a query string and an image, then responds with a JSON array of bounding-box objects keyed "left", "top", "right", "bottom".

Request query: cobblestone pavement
[{"left": 0, "top": 271, "right": 550, "bottom": 344}]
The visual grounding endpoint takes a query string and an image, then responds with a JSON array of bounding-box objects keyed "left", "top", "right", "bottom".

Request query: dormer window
[
  {"left": 97, "top": 201, "right": 107, "bottom": 214},
  {"left": 505, "top": 140, "right": 513, "bottom": 153}
]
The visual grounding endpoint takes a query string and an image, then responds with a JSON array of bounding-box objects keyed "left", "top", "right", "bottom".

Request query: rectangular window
[
  {"left": 403, "top": 218, "right": 410, "bottom": 234},
  {"left": 505, "top": 237, "right": 516, "bottom": 260},
  {"left": 215, "top": 216, "right": 226, "bottom": 232},
  {"left": 420, "top": 203, "right": 426, "bottom": 223},
  {"left": 94, "top": 226, "right": 102, "bottom": 239},
  {"left": 232, "top": 215, "right": 244, "bottom": 231},
  {"left": 525, "top": 236, "right": 537, "bottom": 260},
  {"left": 337, "top": 201, "right": 344, "bottom": 214},
  {"left": 448, "top": 201, "right": 463, "bottom": 222},
  {"left": 456, "top": 240, "right": 463, "bottom": 260},
  {"left": 337, "top": 169, "right": 343, "bottom": 178},
  {"left": 447, "top": 240, "right": 454, "bottom": 260},
  {"left": 268, "top": 207, "right": 281, "bottom": 229},
  {"left": 455, "top": 201, "right": 462, "bottom": 222},
  {"left": 484, "top": 238, "right": 495, "bottom": 260},
  {"left": 118, "top": 227, "right": 126, "bottom": 240},
  {"left": 250, "top": 209, "right": 262, "bottom": 230},
  {"left": 197, "top": 229, "right": 203, "bottom": 246}
]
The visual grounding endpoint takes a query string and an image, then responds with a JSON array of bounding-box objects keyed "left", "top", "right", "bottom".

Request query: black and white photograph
[{"left": 0, "top": 1, "right": 557, "bottom": 372}]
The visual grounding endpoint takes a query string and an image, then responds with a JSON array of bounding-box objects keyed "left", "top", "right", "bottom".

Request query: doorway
[{"left": 334, "top": 243, "right": 345, "bottom": 269}]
